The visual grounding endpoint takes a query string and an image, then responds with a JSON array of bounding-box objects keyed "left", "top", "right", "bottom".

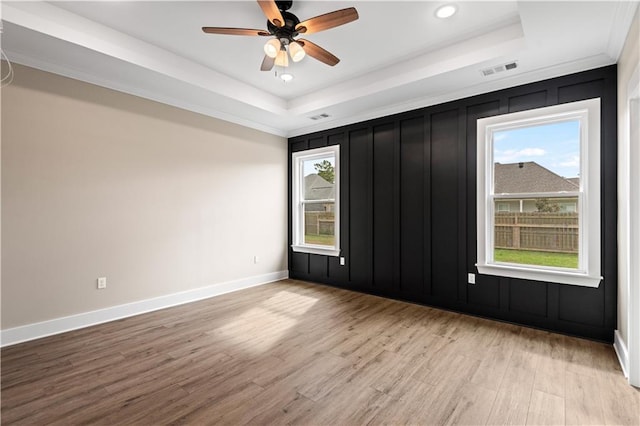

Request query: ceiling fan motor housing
[
  {"left": 202, "top": 0, "right": 358, "bottom": 68},
  {"left": 267, "top": 11, "right": 300, "bottom": 42}
]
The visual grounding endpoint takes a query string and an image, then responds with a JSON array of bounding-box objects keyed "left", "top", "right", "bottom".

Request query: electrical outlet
[
  {"left": 468, "top": 273, "right": 476, "bottom": 284},
  {"left": 97, "top": 277, "right": 107, "bottom": 289},
  {"left": 253, "top": 256, "right": 259, "bottom": 264},
  {"left": 340, "top": 257, "right": 345, "bottom": 266}
]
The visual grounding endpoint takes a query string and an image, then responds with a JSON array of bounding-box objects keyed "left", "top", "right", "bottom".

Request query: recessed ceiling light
[
  {"left": 435, "top": 4, "right": 457, "bottom": 19},
  {"left": 280, "top": 73, "right": 294, "bottom": 82}
]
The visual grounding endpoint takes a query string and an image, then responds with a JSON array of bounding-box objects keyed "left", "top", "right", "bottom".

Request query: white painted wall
[
  {"left": 617, "top": 6, "right": 640, "bottom": 386},
  {"left": 1, "top": 63, "right": 288, "bottom": 331}
]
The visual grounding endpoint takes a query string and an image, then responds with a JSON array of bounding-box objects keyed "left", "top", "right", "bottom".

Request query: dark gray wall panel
[
  {"left": 309, "top": 136, "right": 326, "bottom": 149},
  {"left": 328, "top": 132, "right": 348, "bottom": 282},
  {"left": 309, "top": 255, "right": 328, "bottom": 278},
  {"left": 291, "top": 140, "right": 308, "bottom": 152},
  {"left": 558, "top": 80, "right": 604, "bottom": 103},
  {"left": 465, "top": 101, "right": 501, "bottom": 283},
  {"left": 508, "top": 91, "right": 547, "bottom": 113},
  {"left": 291, "top": 252, "right": 308, "bottom": 275},
  {"left": 558, "top": 284, "right": 605, "bottom": 326},
  {"left": 288, "top": 66, "right": 617, "bottom": 342},
  {"left": 348, "top": 128, "right": 372, "bottom": 288},
  {"left": 468, "top": 275, "right": 500, "bottom": 308},
  {"left": 372, "top": 123, "right": 396, "bottom": 293},
  {"left": 399, "top": 117, "right": 425, "bottom": 296},
  {"left": 509, "top": 279, "right": 548, "bottom": 317},
  {"left": 430, "top": 109, "right": 459, "bottom": 301}
]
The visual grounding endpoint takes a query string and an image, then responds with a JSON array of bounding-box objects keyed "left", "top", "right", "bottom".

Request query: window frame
[
  {"left": 291, "top": 145, "right": 340, "bottom": 257},
  {"left": 476, "top": 98, "right": 601, "bottom": 287}
]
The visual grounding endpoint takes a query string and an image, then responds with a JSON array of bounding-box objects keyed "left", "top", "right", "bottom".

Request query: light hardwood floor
[{"left": 2, "top": 279, "right": 638, "bottom": 425}]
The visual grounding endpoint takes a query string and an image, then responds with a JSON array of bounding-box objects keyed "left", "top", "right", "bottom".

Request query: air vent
[
  {"left": 309, "top": 113, "right": 330, "bottom": 121},
  {"left": 481, "top": 61, "right": 518, "bottom": 77}
]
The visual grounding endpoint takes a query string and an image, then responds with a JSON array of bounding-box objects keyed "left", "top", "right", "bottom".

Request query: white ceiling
[{"left": 2, "top": 1, "right": 638, "bottom": 137}]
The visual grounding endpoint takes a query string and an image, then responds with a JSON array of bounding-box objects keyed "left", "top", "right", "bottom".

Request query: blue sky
[{"left": 493, "top": 120, "right": 580, "bottom": 178}]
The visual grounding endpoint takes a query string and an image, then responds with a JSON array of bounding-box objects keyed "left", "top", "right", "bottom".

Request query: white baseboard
[
  {"left": 614, "top": 329, "right": 629, "bottom": 379},
  {"left": 0, "top": 270, "right": 288, "bottom": 348}
]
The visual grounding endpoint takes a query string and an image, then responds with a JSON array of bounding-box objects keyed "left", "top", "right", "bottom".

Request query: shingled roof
[
  {"left": 494, "top": 162, "right": 579, "bottom": 194},
  {"left": 304, "top": 174, "right": 335, "bottom": 200}
]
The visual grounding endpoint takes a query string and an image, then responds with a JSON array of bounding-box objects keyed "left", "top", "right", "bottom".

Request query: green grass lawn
[
  {"left": 305, "top": 234, "right": 335, "bottom": 246},
  {"left": 494, "top": 248, "right": 578, "bottom": 268}
]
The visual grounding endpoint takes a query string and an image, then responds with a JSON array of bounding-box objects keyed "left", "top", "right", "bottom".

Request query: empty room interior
[{"left": 2, "top": 0, "right": 640, "bottom": 424}]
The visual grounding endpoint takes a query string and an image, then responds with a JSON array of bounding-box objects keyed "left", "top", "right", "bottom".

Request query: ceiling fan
[{"left": 202, "top": 0, "right": 359, "bottom": 72}]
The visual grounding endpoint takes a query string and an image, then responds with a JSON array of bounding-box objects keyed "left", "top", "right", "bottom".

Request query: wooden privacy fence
[
  {"left": 495, "top": 212, "right": 579, "bottom": 253},
  {"left": 305, "top": 212, "right": 335, "bottom": 236}
]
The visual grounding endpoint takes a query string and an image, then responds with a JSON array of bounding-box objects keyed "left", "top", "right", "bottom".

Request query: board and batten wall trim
[{"left": 289, "top": 65, "right": 617, "bottom": 342}]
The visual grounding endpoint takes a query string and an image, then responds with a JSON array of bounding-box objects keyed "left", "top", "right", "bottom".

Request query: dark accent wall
[{"left": 288, "top": 66, "right": 617, "bottom": 342}]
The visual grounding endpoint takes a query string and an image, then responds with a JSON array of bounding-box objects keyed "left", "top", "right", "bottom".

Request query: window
[
  {"left": 558, "top": 202, "right": 577, "bottom": 213},
  {"left": 476, "top": 98, "right": 601, "bottom": 287},
  {"left": 497, "top": 203, "right": 511, "bottom": 212},
  {"left": 292, "top": 146, "right": 340, "bottom": 256}
]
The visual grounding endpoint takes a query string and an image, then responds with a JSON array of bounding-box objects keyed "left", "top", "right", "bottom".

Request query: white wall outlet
[
  {"left": 253, "top": 255, "right": 259, "bottom": 264},
  {"left": 468, "top": 273, "right": 476, "bottom": 284},
  {"left": 340, "top": 257, "right": 345, "bottom": 266},
  {"left": 97, "top": 277, "right": 107, "bottom": 289}
]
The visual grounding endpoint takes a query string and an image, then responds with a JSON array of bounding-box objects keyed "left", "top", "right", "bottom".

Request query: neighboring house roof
[
  {"left": 566, "top": 177, "right": 580, "bottom": 187},
  {"left": 304, "top": 174, "right": 335, "bottom": 200},
  {"left": 494, "top": 162, "right": 579, "bottom": 194}
]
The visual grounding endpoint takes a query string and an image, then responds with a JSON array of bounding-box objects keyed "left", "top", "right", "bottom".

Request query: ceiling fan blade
[
  {"left": 298, "top": 39, "right": 340, "bottom": 66},
  {"left": 296, "top": 7, "right": 358, "bottom": 35},
  {"left": 202, "top": 27, "right": 270, "bottom": 36},
  {"left": 257, "top": 0, "right": 285, "bottom": 27},
  {"left": 260, "top": 55, "right": 276, "bottom": 71}
]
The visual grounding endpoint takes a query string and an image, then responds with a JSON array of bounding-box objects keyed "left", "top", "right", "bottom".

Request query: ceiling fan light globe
[
  {"left": 289, "top": 41, "right": 306, "bottom": 62},
  {"left": 275, "top": 50, "right": 289, "bottom": 67},
  {"left": 264, "top": 39, "right": 280, "bottom": 58}
]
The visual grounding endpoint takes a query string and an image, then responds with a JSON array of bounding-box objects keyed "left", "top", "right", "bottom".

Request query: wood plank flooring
[{"left": 2, "top": 279, "right": 638, "bottom": 425}]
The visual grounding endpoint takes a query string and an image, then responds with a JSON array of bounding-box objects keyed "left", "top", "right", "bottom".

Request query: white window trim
[
  {"left": 476, "top": 98, "right": 601, "bottom": 287},
  {"left": 291, "top": 145, "right": 340, "bottom": 257}
]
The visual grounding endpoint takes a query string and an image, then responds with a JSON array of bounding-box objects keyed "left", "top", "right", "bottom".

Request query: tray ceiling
[{"left": 2, "top": 1, "right": 637, "bottom": 136}]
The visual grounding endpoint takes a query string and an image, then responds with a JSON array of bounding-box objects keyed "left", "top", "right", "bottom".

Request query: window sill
[
  {"left": 476, "top": 263, "right": 601, "bottom": 287},
  {"left": 291, "top": 245, "right": 340, "bottom": 257}
]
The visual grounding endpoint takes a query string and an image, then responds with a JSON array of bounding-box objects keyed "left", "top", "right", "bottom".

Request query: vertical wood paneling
[
  {"left": 291, "top": 140, "right": 308, "bottom": 152},
  {"left": 508, "top": 91, "right": 548, "bottom": 112},
  {"left": 349, "top": 128, "right": 372, "bottom": 288},
  {"left": 456, "top": 110, "right": 467, "bottom": 302},
  {"left": 509, "top": 279, "right": 548, "bottom": 317},
  {"left": 601, "top": 73, "right": 618, "bottom": 332},
  {"left": 466, "top": 101, "right": 501, "bottom": 307},
  {"left": 309, "top": 255, "right": 328, "bottom": 278},
  {"left": 289, "top": 66, "right": 618, "bottom": 342},
  {"left": 430, "top": 109, "right": 459, "bottom": 300},
  {"left": 468, "top": 274, "right": 500, "bottom": 308},
  {"left": 423, "top": 116, "right": 433, "bottom": 297},
  {"left": 558, "top": 80, "right": 604, "bottom": 103},
  {"left": 399, "top": 117, "right": 425, "bottom": 297},
  {"left": 291, "top": 252, "right": 309, "bottom": 275},
  {"left": 309, "top": 136, "right": 326, "bottom": 149},
  {"left": 372, "top": 123, "right": 396, "bottom": 293},
  {"left": 558, "top": 285, "right": 605, "bottom": 326},
  {"left": 328, "top": 133, "right": 348, "bottom": 282}
]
